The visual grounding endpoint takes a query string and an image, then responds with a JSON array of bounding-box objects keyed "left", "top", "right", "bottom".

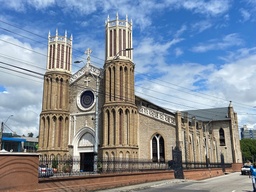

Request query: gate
[
  {"left": 172, "top": 146, "right": 184, "bottom": 179},
  {"left": 220, "top": 153, "right": 225, "bottom": 173}
]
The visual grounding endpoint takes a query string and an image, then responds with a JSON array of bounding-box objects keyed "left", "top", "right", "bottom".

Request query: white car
[
  {"left": 38, "top": 164, "right": 54, "bottom": 178},
  {"left": 241, "top": 165, "right": 251, "bottom": 175}
]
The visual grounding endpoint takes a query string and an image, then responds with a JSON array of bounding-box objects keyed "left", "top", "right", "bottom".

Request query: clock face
[{"left": 80, "top": 90, "right": 95, "bottom": 109}]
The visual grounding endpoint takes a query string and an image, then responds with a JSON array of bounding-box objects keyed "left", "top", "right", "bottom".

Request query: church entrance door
[{"left": 80, "top": 152, "right": 94, "bottom": 172}]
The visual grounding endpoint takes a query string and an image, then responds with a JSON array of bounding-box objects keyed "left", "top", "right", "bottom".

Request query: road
[{"left": 96, "top": 172, "right": 253, "bottom": 192}]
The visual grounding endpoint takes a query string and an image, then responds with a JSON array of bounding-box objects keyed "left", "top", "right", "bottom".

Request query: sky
[{"left": 0, "top": 0, "right": 256, "bottom": 137}]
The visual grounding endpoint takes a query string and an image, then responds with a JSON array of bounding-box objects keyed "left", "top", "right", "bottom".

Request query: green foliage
[
  {"left": 62, "top": 157, "right": 72, "bottom": 173},
  {"left": 52, "top": 157, "right": 58, "bottom": 169},
  {"left": 240, "top": 139, "right": 256, "bottom": 163}
]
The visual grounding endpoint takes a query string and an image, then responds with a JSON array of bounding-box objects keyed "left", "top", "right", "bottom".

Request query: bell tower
[
  {"left": 38, "top": 30, "right": 72, "bottom": 157},
  {"left": 101, "top": 14, "right": 138, "bottom": 159}
]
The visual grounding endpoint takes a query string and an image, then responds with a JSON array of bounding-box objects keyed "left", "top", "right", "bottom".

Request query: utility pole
[
  {"left": 0, "top": 115, "right": 13, "bottom": 150},
  {"left": 0, "top": 122, "right": 4, "bottom": 150}
]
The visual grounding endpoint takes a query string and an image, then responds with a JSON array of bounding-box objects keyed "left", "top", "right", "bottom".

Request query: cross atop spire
[{"left": 85, "top": 48, "right": 92, "bottom": 68}]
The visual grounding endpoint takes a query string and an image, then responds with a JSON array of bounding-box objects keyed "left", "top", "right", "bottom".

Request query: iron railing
[{"left": 38, "top": 156, "right": 232, "bottom": 178}]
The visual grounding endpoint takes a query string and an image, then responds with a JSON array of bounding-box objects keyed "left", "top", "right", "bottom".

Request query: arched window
[
  {"left": 152, "top": 137, "right": 157, "bottom": 162},
  {"left": 151, "top": 134, "right": 165, "bottom": 162},
  {"left": 219, "top": 128, "right": 225, "bottom": 146}
]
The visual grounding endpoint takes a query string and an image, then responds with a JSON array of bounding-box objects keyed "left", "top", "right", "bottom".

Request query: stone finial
[
  {"left": 85, "top": 48, "right": 92, "bottom": 68},
  {"left": 229, "top": 101, "right": 232, "bottom": 107},
  {"left": 56, "top": 28, "right": 58, "bottom": 36}
]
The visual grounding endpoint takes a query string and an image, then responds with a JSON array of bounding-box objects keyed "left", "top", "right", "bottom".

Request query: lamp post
[
  {"left": 0, "top": 115, "right": 13, "bottom": 150},
  {"left": 74, "top": 60, "right": 83, "bottom": 63},
  {"left": 113, "top": 48, "right": 133, "bottom": 59}
]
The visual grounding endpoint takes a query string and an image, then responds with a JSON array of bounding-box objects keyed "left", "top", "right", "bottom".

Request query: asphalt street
[{"left": 95, "top": 172, "right": 253, "bottom": 192}]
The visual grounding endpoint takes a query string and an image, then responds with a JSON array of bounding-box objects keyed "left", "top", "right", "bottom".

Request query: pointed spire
[
  {"left": 116, "top": 12, "right": 118, "bottom": 20},
  {"left": 70, "top": 34, "right": 73, "bottom": 41},
  {"left": 56, "top": 28, "right": 58, "bottom": 36},
  {"left": 65, "top": 30, "right": 67, "bottom": 37},
  {"left": 48, "top": 31, "right": 50, "bottom": 38},
  {"left": 126, "top": 14, "right": 128, "bottom": 21},
  {"left": 105, "top": 15, "right": 109, "bottom": 25}
]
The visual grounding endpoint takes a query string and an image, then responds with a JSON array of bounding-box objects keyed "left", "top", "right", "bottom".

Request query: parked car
[
  {"left": 38, "top": 164, "right": 54, "bottom": 177},
  {"left": 241, "top": 165, "right": 251, "bottom": 175}
]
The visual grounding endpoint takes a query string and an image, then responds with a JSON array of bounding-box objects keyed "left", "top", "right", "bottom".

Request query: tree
[
  {"left": 240, "top": 139, "right": 256, "bottom": 163},
  {"left": 27, "top": 132, "right": 33, "bottom": 137}
]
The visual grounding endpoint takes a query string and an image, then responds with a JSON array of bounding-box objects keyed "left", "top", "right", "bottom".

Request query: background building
[
  {"left": 240, "top": 125, "right": 256, "bottom": 139},
  {"left": 1, "top": 133, "right": 38, "bottom": 152}
]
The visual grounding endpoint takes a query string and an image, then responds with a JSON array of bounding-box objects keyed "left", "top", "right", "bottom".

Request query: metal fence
[{"left": 38, "top": 156, "right": 232, "bottom": 178}]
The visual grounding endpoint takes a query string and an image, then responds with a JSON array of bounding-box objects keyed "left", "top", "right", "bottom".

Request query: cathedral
[{"left": 38, "top": 14, "right": 242, "bottom": 172}]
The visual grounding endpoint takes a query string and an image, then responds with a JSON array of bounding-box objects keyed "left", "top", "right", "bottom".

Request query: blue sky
[{"left": 0, "top": 0, "right": 256, "bottom": 136}]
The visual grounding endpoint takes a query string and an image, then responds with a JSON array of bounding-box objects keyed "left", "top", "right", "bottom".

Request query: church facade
[{"left": 38, "top": 15, "right": 242, "bottom": 171}]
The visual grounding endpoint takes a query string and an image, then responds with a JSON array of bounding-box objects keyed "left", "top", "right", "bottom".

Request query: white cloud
[
  {"left": 0, "top": 0, "right": 26, "bottom": 12},
  {"left": 1, "top": 0, "right": 255, "bottom": 135},
  {"left": 174, "top": 25, "right": 187, "bottom": 38},
  {"left": 164, "top": 0, "right": 231, "bottom": 16},
  {"left": 174, "top": 48, "right": 183, "bottom": 57},
  {"left": 27, "top": 0, "right": 55, "bottom": 9},
  {"left": 240, "top": 8, "right": 251, "bottom": 22},
  {"left": 0, "top": 35, "right": 46, "bottom": 136},
  {"left": 220, "top": 47, "right": 256, "bottom": 62},
  {"left": 191, "top": 20, "right": 213, "bottom": 33},
  {"left": 192, "top": 33, "right": 243, "bottom": 52},
  {"left": 209, "top": 55, "right": 256, "bottom": 100}
]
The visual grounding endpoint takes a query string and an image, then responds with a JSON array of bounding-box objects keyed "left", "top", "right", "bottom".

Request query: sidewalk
[{"left": 94, "top": 179, "right": 187, "bottom": 192}]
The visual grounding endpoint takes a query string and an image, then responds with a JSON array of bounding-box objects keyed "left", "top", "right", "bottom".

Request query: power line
[
  {"left": 1, "top": 61, "right": 252, "bottom": 122},
  {"left": 0, "top": 61, "right": 44, "bottom": 76},
  {"left": 0, "top": 19, "right": 255, "bottom": 116},
  {"left": 0, "top": 20, "right": 223, "bottom": 109}
]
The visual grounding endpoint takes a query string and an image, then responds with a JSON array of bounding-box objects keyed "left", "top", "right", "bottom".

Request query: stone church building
[{"left": 38, "top": 15, "right": 242, "bottom": 172}]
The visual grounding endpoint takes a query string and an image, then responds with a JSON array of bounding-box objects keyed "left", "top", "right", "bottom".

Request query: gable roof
[
  {"left": 70, "top": 64, "right": 103, "bottom": 85},
  {"left": 182, "top": 107, "right": 230, "bottom": 122},
  {"left": 135, "top": 95, "right": 176, "bottom": 116}
]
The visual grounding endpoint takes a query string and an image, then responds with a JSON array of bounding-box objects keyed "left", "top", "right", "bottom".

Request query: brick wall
[
  {"left": 0, "top": 153, "right": 39, "bottom": 191},
  {"left": 0, "top": 152, "right": 241, "bottom": 192}
]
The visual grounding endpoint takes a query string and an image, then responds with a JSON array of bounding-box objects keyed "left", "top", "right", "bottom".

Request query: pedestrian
[{"left": 249, "top": 162, "right": 256, "bottom": 192}]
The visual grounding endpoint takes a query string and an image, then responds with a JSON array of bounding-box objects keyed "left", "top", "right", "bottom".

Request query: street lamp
[
  {"left": 5, "top": 115, "right": 13, "bottom": 124},
  {"left": 74, "top": 60, "right": 83, "bottom": 63},
  {"left": 113, "top": 48, "right": 133, "bottom": 59}
]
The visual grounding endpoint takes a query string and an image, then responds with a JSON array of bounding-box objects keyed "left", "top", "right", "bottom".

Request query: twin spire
[
  {"left": 48, "top": 29, "right": 73, "bottom": 40},
  {"left": 106, "top": 13, "right": 132, "bottom": 24}
]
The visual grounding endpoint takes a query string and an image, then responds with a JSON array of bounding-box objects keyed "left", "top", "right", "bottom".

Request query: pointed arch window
[
  {"left": 152, "top": 137, "right": 157, "bottom": 162},
  {"left": 151, "top": 134, "right": 165, "bottom": 162},
  {"left": 219, "top": 128, "right": 225, "bottom": 146}
]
